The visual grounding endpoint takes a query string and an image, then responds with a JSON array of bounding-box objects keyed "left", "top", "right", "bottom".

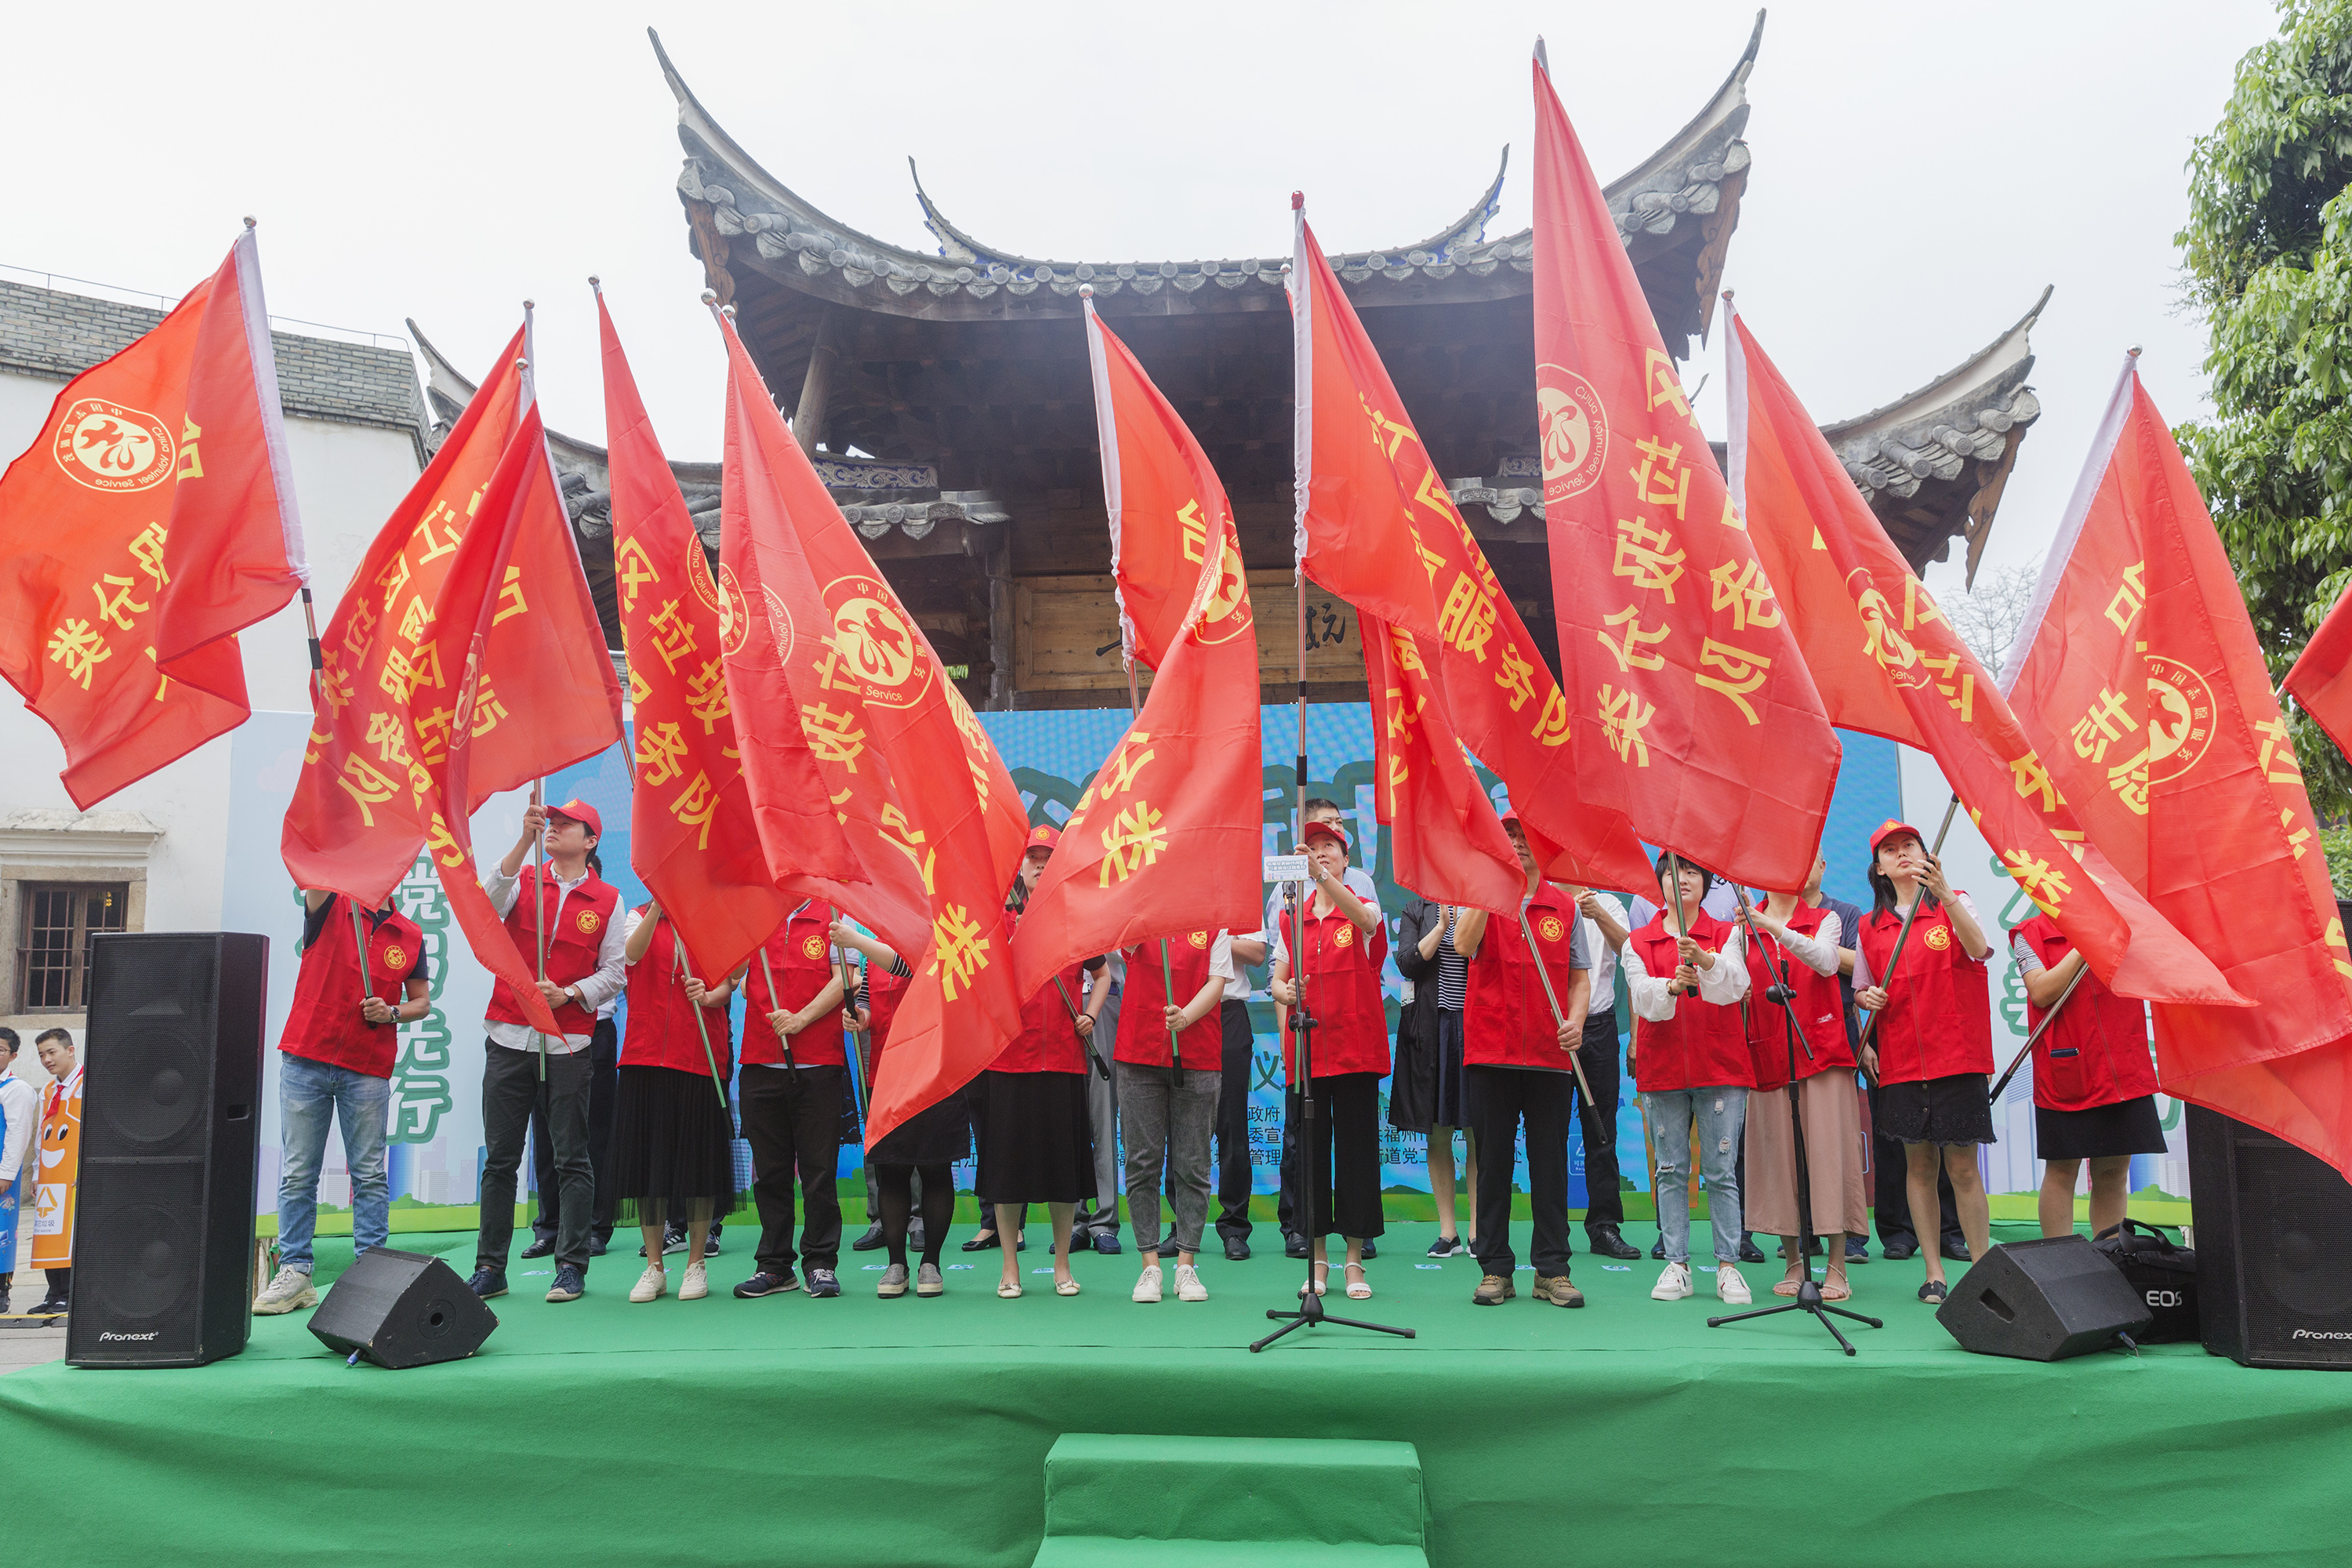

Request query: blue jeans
[
  {"left": 278, "top": 1053, "right": 392, "bottom": 1273},
  {"left": 1642, "top": 1086, "right": 1747, "bottom": 1265}
]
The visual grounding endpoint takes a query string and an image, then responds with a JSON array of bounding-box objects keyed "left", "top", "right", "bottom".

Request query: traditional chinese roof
[{"left": 654, "top": 13, "right": 1759, "bottom": 358}]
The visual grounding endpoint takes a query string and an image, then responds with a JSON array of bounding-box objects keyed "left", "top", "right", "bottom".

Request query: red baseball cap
[
  {"left": 1868, "top": 819, "right": 1923, "bottom": 855},
  {"left": 548, "top": 799, "right": 602, "bottom": 838},
  {"left": 1303, "top": 818, "right": 1349, "bottom": 849},
  {"left": 1499, "top": 808, "right": 1524, "bottom": 829},
  {"left": 1025, "top": 823, "right": 1062, "bottom": 853}
]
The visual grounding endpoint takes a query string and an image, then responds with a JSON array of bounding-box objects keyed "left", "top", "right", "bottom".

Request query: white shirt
[
  {"left": 1621, "top": 925, "right": 1751, "bottom": 1022},
  {"left": 1208, "top": 928, "right": 1265, "bottom": 1005},
  {"left": 1577, "top": 891, "right": 1632, "bottom": 1009},
  {"left": 1850, "top": 891, "right": 1980, "bottom": 989},
  {"left": 483, "top": 864, "right": 629, "bottom": 1054},
  {"left": 0, "top": 1069, "right": 38, "bottom": 1186}
]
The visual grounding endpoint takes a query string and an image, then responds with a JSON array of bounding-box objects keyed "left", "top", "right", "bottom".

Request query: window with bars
[{"left": 16, "top": 883, "right": 128, "bottom": 1011}]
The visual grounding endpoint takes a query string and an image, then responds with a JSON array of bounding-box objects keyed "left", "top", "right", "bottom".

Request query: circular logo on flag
[
  {"left": 1195, "top": 540, "right": 1255, "bottom": 644},
  {"left": 761, "top": 584, "right": 793, "bottom": 660},
  {"left": 1845, "top": 569, "right": 1929, "bottom": 690},
  {"left": 689, "top": 554, "right": 753, "bottom": 659},
  {"left": 53, "top": 398, "right": 175, "bottom": 492},
  {"left": 575, "top": 910, "right": 602, "bottom": 935},
  {"left": 822, "top": 573, "right": 935, "bottom": 709},
  {"left": 382, "top": 946, "right": 408, "bottom": 971},
  {"left": 1334, "top": 924, "right": 1356, "bottom": 948},
  {"left": 801, "top": 935, "right": 826, "bottom": 960},
  {"left": 1924, "top": 926, "right": 1951, "bottom": 952},
  {"left": 2143, "top": 652, "right": 2218, "bottom": 790},
  {"left": 1188, "top": 931, "right": 1210, "bottom": 949},
  {"left": 1537, "top": 915, "right": 1566, "bottom": 945},
  {"left": 449, "top": 633, "right": 488, "bottom": 754},
  {"left": 1534, "top": 365, "right": 1607, "bottom": 499}
]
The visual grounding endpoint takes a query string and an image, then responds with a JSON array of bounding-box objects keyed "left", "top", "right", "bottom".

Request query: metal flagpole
[
  {"left": 532, "top": 779, "right": 550, "bottom": 1081},
  {"left": 1123, "top": 662, "right": 1185, "bottom": 1090},
  {"left": 1516, "top": 902, "right": 1605, "bottom": 1138},
  {"left": 829, "top": 925, "right": 869, "bottom": 1135},
  {"left": 295, "top": 590, "right": 381, "bottom": 1024},
  {"left": 757, "top": 946, "right": 801, "bottom": 1080},
  {"left": 1854, "top": 793, "right": 1963, "bottom": 1069},
  {"left": 1988, "top": 964, "right": 2090, "bottom": 1104},
  {"left": 669, "top": 916, "right": 730, "bottom": 1109}
]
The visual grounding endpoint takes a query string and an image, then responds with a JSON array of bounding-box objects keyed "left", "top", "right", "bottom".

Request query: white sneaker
[
  {"left": 1132, "top": 1265, "right": 1163, "bottom": 1302},
  {"left": 252, "top": 1265, "right": 318, "bottom": 1316},
  {"left": 630, "top": 1265, "right": 667, "bottom": 1303},
  {"left": 680, "top": 1261, "right": 710, "bottom": 1301},
  {"left": 1651, "top": 1261, "right": 1693, "bottom": 1301},
  {"left": 1716, "top": 1265, "right": 1751, "bottom": 1305},
  {"left": 1175, "top": 1263, "right": 1207, "bottom": 1302}
]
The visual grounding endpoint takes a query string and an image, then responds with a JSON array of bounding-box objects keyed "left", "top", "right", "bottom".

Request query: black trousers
[
  {"left": 1468, "top": 1064, "right": 1575, "bottom": 1278},
  {"left": 532, "top": 1018, "right": 619, "bottom": 1245},
  {"left": 1869, "top": 1079, "right": 1961, "bottom": 1246},
  {"left": 1287, "top": 1073, "right": 1384, "bottom": 1240},
  {"left": 741, "top": 1064, "right": 846, "bottom": 1274},
  {"left": 478, "top": 1040, "right": 593, "bottom": 1273},
  {"left": 1213, "top": 1000, "right": 1256, "bottom": 1240},
  {"left": 1576, "top": 1014, "right": 1625, "bottom": 1232}
]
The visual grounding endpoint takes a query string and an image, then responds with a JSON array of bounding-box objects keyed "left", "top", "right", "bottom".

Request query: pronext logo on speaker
[
  {"left": 97, "top": 1331, "right": 162, "bottom": 1342},
  {"left": 2290, "top": 1329, "right": 2352, "bottom": 1341}
]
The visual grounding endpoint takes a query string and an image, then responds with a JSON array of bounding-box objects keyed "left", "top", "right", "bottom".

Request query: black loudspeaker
[
  {"left": 1935, "top": 1235, "right": 2153, "bottom": 1360},
  {"left": 2187, "top": 1104, "right": 2352, "bottom": 1369},
  {"left": 66, "top": 932, "right": 268, "bottom": 1369},
  {"left": 307, "top": 1247, "right": 497, "bottom": 1368}
]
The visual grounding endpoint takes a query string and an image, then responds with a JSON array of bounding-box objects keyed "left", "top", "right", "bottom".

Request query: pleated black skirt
[
  {"left": 609, "top": 1065, "right": 737, "bottom": 1220},
  {"left": 2035, "top": 1094, "right": 2165, "bottom": 1160},
  {"left": 974, "top": 1069, "right": 1096, "bottom": 1203}
]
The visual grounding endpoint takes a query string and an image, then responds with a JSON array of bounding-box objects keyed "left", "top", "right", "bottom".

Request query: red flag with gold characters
[
  {"left": 281, "top": 314, "right": 625, "bottom": 912},
  {"left": 599, "top": 289, "right": 789, "bottom": 985},
  {"left": 0, "top": 225, "right": 306, "bottom": 808},
  {"left": 713, "top": 307, "right": 1027, "bottom": 1147},
  {"left": 1530, "top": 54, "right": 1837, "bottom": 891},
  {"left": 1998, "top": 355, "right": 2351, "bottom": 1172},
  {"left": 1730, "top": 311, "right": 2241, "bottom": 1007},
  {"left": 1362, "top": 613, "right": 1525, "bottom": 912},
  {"left": 2285, "top": 576, "right": 2352, "bottom": 764},
  {"left": 1292, "top": 215, "right": 1653, "bottom": 894},
  {"left": 1012, "top": 303, "right": 1265, "bottom": 994}
]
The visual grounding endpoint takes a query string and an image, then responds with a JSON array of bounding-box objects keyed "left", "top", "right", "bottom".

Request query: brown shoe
[
  {"left": 1534, "top": 1273, "right": 1584, "bottom": 1308},
  {"left": 1472, "top": 1273, "right": 1516, "bottom": 1305}
]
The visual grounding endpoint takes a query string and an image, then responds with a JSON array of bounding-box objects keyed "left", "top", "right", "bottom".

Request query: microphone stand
[{"left": 1708, "top": 886, "right": 1883, "bottom": 1355}]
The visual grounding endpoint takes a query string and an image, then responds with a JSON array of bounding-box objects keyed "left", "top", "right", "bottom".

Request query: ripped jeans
[{"left": 1642, "top": 1087, "right": 1748, "bottom": 1265}]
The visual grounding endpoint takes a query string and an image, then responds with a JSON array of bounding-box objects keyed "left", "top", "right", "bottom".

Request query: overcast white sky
[{"left": 2, "top": 0, "right": 2280, "bottom": 598}]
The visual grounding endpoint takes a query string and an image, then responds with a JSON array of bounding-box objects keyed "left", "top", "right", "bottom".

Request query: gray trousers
[
  {"left": 478, "top": 1041, "right": 593, "bottom": 1274},
  {"left": 1117, "top": 1061, "right": 1221, "bottom": 1255}
]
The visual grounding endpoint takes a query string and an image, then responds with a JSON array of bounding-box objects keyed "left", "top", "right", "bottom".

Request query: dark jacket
[{"left": 1388, "top": 896, "right": 1449, "bottom": 1133}]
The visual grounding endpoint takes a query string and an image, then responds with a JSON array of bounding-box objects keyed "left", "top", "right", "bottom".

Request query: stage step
[{"left": 1031, "top": 1433, "right": 1430, "bottom": 1568}]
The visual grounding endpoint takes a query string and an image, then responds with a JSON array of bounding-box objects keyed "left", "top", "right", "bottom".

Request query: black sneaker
[
  {"left": 851, "top": 1222, "right": 887, "bottom": 1252},
  {"left": 1737, "top": 1233, "right": 1767, "bottom": 1264},
  {"left": 734, "top": 1269, "right": 800, "bottom": 1298},
  {"left": 1091, "top": 1230, "right": 1123, "bottom": 1255},
  {"left": 519, "top": 1236, "right": 556, "bottom": 1260},
  {"left": 590, "top": 1237, "right": 609, "bottom": 1258},
  {"left": 702, "top": 1230, "right": 724, "bottom": 1258},
  {"left": 467, "top": 1268, "right": 508, "bottom": 1299},
  {"left": 1650, "top": 1234, "right": 1668, "bottom": 1260},
  {"left": 1426, "top": 1234, "right": 1464, "bottom": 1258},
  {"left": 662, "top": 1228, "right": 689, "bottom": 1256},
  {"left": 1940, "top": 1235, "right": 1972, "bottom": 1263},
  {"left": 1883, "top": 1237, "right": 1918, "bottom": 1261},
  {"left": 1846, "top": 1237, "right": 1871, "bottom": 1264},
  {"left": 1586, "top": 1224, "right": 1642, "bottom": 1260},
  {"left": 1284, "top": 1232, "right": 1310, "bottom": 1261},
  {"left": 1223, "top": 1235, "right": 1251, "bottom": 1261},
  {"left": 806, "top": 1269, "right": 840, "bottom": 1298},
  {"left": 1359, "top": 1238, "right": 1377, "bottom": 1261},
  {"left": 544, "top": 1265, "right": 585, "bottom": 1302}
]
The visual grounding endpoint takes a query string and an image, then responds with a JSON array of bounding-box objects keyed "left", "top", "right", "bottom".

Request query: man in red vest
[
  {"left": 469, "top": 799, "right": 626, "bottom": 1304},
  {"left": 253, "top": 889, "right": 431, "bottom": 1315}
]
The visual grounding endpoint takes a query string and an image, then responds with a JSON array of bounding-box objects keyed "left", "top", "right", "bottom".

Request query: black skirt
[
  {"left": 609, "top": 1065, "right": 738, "bottom": 1218},
  {"left": 1876, "top": 1073, "right": 1997, "bottom": 1148},
  {"left": 975, "top": 1069, "right": 1096, "bottom": 1203},
  {"left": 2036, "top": 1094, "right": 2165, "bottom": 1161},
  {"left": 869, "top": 1092, "right": 971, "bottom": 1167}
]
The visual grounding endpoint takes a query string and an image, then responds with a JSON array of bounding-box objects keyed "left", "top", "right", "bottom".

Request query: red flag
[
  {"left": 1, "top": 227, "right": 304, "bottom": 807},
  {"left": 1291, "top": 214, "right": 1653, "bottom": 894},
  {"left": 2285, "top": 576, "right": 2352, "bottom": 764},
  {"left": 599, "top": 290, "right": 789, "bottom": 985},
  {"left": 1531, "top": 55, "right": 1838, "bottom": 891},
  {"left": 1999, "top": 357, "right": 2351, "bottom": 1172},
  {"left": 1011, "top": 304, "right": 1266, "bottom": 993},
  {"left": 282, "top": 315, "right": 624, "bottom": 909},
  {"left": 1363, "top": 613, "right": 1525, "bottom": 911},
  {"left": 713, "top": 308, "right": 1028, "bottom": 1147},
  {"left": 1731, "top": 311, "right": 2240, "bottom": 1006}
]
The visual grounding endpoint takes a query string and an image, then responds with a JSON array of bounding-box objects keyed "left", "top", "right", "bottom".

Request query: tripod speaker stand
[{"left": 1707, "top": 888, "right": 1882, "bottom": 1355}]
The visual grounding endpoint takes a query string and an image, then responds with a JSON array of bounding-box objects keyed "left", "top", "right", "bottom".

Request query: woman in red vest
[
  {"left": 2010, "top": 912, "right": 2162, "bottom": 1238},
  {"left": 978, "top": 826, "right": 1104, "bottom": 1299},
  {"left": 1624, "top": 855, "right": 1755, "bottom": 1307},
  {"left": 1736, "top": 888, "right": 1865, "bottom": 1301},
  {"left": 1852, "top": 819, "right": 1995, "bottom": 1304},
  {"left": 1269, "top": 820, "right": 1388, "bottom": 1301},
  {"left": 1115, "top": 928, "right": 1227, "bottom": 1305},
  {"left": 613, "top": 900, "right": 737, "bottom": 1305}
]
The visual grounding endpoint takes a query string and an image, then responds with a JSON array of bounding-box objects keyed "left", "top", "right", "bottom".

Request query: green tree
[{"left": 2178, "top": 0, "right": 2352, "bottom": 827}]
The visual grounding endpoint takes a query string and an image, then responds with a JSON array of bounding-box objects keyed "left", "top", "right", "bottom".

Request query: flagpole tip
[
  {"left": 242, "top": 216, "right": 257, "bottom": 230},
  {"left": 700, "top": 289, "right": 718, "bottom": 305},
  {"left": 1078, "top": 284, "right": 1093, "bottom": 299},
  {"left": 587, "top": 274, "right": 601, "bottom": 288},
  {"left": 2127, "top": 344, "right": 2143, "bottom": 358},
  {"left": 523, "top": 299, "right": 536, "bottom": 313},
  {"left": 1722, "top": 289, "right": 1735, "bottom": 303},
  {"left": 721, "top": 303, "right": 737, "bottom": 319},
  {"left": 1290, "top": 191, "right": 1304, "bottom": 212}
]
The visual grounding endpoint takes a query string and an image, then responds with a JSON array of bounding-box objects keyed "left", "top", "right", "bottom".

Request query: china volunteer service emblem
[
  {"left": 576, "top": 910, "right": 602, "bottom": 935},
  {"left": 53, "top": 397, "right": 176, "bottom": 492},
  {"left": 383, "top": 946, "right": 408, "bottom": 971},
  {"left": 1188, "top": 931, "right": 1210, "bottom": 949},
  {"left": 822, "top": 572, "right": 935, "bottom": 708},
  {"left": 1534, "top": 365, "right": 1607, "bottom": 499},
  {"left": 1196, "top": 541, "right": 1254, "bottom": 644},
  {"left": 690, "top": 550, "right": 754, "bottom": 658},
  {"left": 1924, "top": 926, "right": 1951, "bottom": 951},
  {"left": 1335, "top": 925, "right": 1356, "bottom": 948},
  {"left": 802, "top": 935, "right": 826, "bottom": 960},
  {"left": 1538, "top": 915, "right": 1566, "bottom": 944},
  {"left": 2141, "top": 653, "right": 2218, "bottom": 789}
]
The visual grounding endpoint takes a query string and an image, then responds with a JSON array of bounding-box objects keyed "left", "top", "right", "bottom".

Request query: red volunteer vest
[
  {"left": 866, "top": 949, "right": 910, "bottom": 1056},
  {"left": 1742, "top": 902, "right": 1854, "bottom": 1091},
  {"left": 485, "top": 867, "right": 620, "bottom": 1035},
  {"left": 1280, "top": 901, "right": 1390, "bottom": 1081},
  {"left": 279, "top": 898, "right": 425, "bottom": 1079},
  {"left": 2015, "top": 913, "right": 2157, "bottom": 1112},
  {"left": 1115, "top": 931, "right": 1224, "bottom": 1069},
  {"left": 742, "top": 904, "right": 848, "bottom": 1068},
  {"left": 1857, "top": 900, "right": 1993, "bottom": 1083},
  {"left": 1465, "top": 885, "right": 1588, "bottom": 1070},
  {"left": 622, "top": 911, "right": 735, "bottom": 1078},
  {"left": 1629, "top": 911, "right": 1754, "bottom": 1091}
]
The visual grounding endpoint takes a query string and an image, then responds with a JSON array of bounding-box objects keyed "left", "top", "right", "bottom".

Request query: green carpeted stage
[{"left": 5, "top": 1221, "right": 2348, "bottom": 1566}]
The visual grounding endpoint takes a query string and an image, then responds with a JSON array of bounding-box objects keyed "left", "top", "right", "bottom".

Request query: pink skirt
[{"left": 1744, "top": 1071, "right": 1869, "bottom": 1239}]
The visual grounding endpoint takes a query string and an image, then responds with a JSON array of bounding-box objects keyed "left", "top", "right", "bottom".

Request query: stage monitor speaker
[
  {"left": 307, "top": 1247, "right": 497, "bottom": 1369},
  {"left": 66, "top": 932, "right": 268, "bottom": 1370},
  {"left": 2187, "top": 1103, "right": 2352, "bottom": 1369},
  {"left": 1935, "top": 1235, "right": 2151, "bottom": 1361}
]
